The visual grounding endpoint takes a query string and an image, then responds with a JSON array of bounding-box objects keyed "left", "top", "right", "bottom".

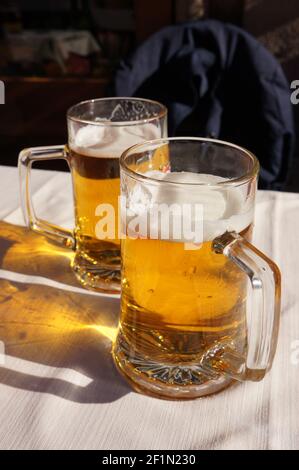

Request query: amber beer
[
  {"left": 69, "top": 148, "right": 121, "bottom": 288},
  {"left": 114, "top": 169, "right": 253, "bottom": 393},
  {"left": 112, "top": 138, "right": 281, "bottom": 400},
  {"left": 18, "top": 98, "right": 168, "bottom": 293},
  {"left": 117, "top": 224, "right": 251, "bottom": 379},
  {"left": 114, "top": 163, "right": 256, "bottom": 397},
  {"left": 69, "top": 129, "right": 169, "bottom": 291}
]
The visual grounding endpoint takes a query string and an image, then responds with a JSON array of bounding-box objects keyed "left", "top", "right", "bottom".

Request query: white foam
[
  {"left": 70, "top": 123, "right": 160, "bottom": 158},
  {"left": 126, "top": 171, "right": 253, "bottom": 243}
]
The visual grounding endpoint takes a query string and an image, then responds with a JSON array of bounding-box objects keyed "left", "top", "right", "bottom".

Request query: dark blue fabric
[{"left": 112, "top": 20, "right": 295, "bottom": 189}]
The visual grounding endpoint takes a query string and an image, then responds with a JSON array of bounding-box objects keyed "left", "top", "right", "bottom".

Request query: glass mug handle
[
  {"left": 18, "top": 145, "right": 75, "bottom": 249},
  {"left": 200, "top": 231, "right": 281, "bottom": 382}
]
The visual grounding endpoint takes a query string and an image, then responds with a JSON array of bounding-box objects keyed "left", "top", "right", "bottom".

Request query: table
[{"left": 0, "top": 165, "right": 298, "bottom": 450}]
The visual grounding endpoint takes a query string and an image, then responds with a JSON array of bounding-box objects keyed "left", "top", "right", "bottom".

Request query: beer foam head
[
  {"left": 126, "top": 171, "right": 253, "bottom": 242},
  {"left": 70, "top": 123, "right": 160, "bottom": 158}
]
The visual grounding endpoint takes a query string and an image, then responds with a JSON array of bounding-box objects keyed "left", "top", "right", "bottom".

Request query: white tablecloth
[{"left": 0, "top": 164, "right": 298, "bottom": 450}]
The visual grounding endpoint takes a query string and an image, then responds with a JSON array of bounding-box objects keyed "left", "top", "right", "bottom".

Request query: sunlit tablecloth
[{"left": 0, "top": 164, "right": 298, "bottom": 450}]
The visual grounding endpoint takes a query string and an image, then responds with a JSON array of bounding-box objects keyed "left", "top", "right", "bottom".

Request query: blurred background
[{"left": 0, "top": 0, "right": 298, "bottom": 189}]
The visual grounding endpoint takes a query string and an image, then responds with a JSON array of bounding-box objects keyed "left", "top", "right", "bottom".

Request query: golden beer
[
  {"left": 114, "top": 225, "right": 251, "bottom": 392},
  {"left": 18, "top": 98, "right": 167, "bottom": 293},
  {"left": 112, "top": 138, "right": 281, "bottom": 399},
  {"left": 69, "top": 139, "right": 169, "bottom": 291},
  {"left": 69, "top": 148, "right": 121, "bottom": 290},
  {"left": 65, "top": 99, "right": 167, "bottom": 291}
]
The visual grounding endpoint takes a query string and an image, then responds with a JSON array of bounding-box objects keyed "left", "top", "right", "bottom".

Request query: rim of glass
[
  {"left": 120, "top": 137, "right": 260, "bottom": 187},
  {"left": 67, "top": 97, "right": 167, "bottom": 126}
]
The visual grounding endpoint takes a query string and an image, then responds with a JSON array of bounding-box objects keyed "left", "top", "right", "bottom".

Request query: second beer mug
[
  {"left": 18, "top": 98, "right": 167, "bottom": 292},
  {"left": 113, "top": 137, "right": 281, "bottom": 399}
]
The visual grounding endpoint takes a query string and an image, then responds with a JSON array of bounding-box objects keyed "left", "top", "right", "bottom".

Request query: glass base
[
  {"left": 113, "top": 331, "right": 234, "bottom": 400},
  {"left": 72, "top": 252, "right": 121, "bottom": 293}
]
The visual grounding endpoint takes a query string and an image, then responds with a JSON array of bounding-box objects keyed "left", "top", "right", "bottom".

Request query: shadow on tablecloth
[{"left": 0, "top": 221, "right": 130, "bottom": 403}]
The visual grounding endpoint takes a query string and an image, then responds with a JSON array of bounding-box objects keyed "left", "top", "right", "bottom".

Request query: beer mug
[
  {"left": 113, "top": 137, "right": 281, "bottom": 399},
  {"left": 18, "top": 98, "right": 167, "bottom": 293}
]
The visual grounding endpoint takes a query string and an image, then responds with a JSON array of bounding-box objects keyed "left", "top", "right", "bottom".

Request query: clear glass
[
  {"left": 18, "top": 98, "right": 167, "bottom": 293},
  {"left": 113, "top": 137, "right": 281, "bottom": 399}
]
